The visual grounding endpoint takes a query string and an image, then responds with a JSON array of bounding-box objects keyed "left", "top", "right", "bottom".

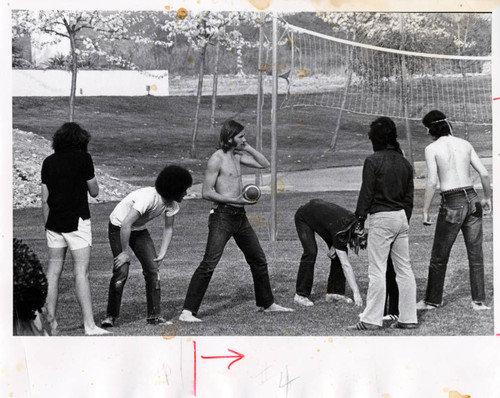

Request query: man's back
[{"left": 426, "top": 136, "right": 474, "bottom": 191}]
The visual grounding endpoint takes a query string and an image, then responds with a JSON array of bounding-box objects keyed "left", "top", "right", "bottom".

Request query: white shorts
[{"left": 46, "top": 218, "right": 92, "bottom": 251}]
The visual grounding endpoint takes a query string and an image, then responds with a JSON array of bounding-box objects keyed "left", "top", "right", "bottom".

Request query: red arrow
[{"left": 200, "top": 349, "right": 245, "bottom": 370}]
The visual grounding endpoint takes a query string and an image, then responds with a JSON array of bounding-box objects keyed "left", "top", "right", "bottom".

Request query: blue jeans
[
  {"left": 294, "top": 210, "right": 346, "bottom": 297},
  {"left": 424, "top": 187, "right": 485, "bottom": 305},
  {"left": 106, "top": 223, "right": 161, "bottom": 320},
  {"left": 183, "top": 205, "right": 275, "bottom": 315}
]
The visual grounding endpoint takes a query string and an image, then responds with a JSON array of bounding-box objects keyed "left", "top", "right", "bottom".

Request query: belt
[
  {"left": 214, "top": 203, "right": 246, "bottom": 215},
  {"left": 440, "top": 186, "right": 475, "bottom": 197}
]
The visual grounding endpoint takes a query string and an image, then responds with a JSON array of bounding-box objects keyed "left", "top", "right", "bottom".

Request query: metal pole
[
  {"left": 400, "top": 13, "right": 414, "bottom": 168},
  {"left": 255, "top": 15, "right": 264, "bottom": 186},
  {"left": 270, "top": 13, "right": 278, "bottom": 242}
]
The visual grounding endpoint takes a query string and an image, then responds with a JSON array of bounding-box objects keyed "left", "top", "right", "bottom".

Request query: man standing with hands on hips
[
  {"left": 417, "top": 110, "right": 492, "bottom": 311},
  {"left": 180, "top": 120, "right": 293, "bottom": 322}
]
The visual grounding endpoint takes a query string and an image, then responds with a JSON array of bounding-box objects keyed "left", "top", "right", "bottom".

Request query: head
[
  {"left": 368, "top": 116, "right": 401, "bottom": 153},
  {"left": 422, "top": 110, "right": 453, "bottom": 139},
  {"left": 335, "top": 220, "right": 368, "bottom": 255},
  {"left": 155, "top": 165, "right": 193, "bottom": 203},
  {"left": 218, "top": 120, "right": 245, "bottom": 152},
  {"left": 13, "top": 238, "right": 48, "bottom": 335},
  {"left": 52, "top": 122, "right": 91, "bottom": 152}
]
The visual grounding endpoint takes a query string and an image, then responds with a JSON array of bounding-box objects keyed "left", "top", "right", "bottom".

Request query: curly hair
[
  {"left": 368, "top": 116, "right": 402, "bottom": 153},
  {"left": 422, "top": 110, "right": 453, "bottom": 139},
  {"left": 155, "top": 165, "right": 193, "bottom": 202},
  {"left": 335, "top": 219, "right": 367, "bottom": 255},
  {"left": 218, "top": 120, "right": 244, "bottom": 152},
  {"left": 13, "top": 238, "right": 48, "bottom": 325},
  {"left": 52, "top": 122, "right": 91, "bottom": 152}
]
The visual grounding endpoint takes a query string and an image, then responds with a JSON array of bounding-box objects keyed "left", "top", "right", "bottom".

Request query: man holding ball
[{"left": 179, "top": 120, "right": 293, "bottom": 322}]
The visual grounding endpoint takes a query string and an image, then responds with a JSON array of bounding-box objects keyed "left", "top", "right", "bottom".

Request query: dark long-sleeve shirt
[{"left": 355, "top": 149, "right": 414, "bottom": 223}]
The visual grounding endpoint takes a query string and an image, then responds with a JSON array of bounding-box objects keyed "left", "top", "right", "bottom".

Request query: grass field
[
  {"left": 12, "top": 94, "right": 493, "bottom": 336},
  {"left": 13, "top": 190, "right": 493, "bottom": 337}
]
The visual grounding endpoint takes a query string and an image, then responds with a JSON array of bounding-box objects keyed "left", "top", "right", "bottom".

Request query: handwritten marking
[
  {"left": 255, "top": 366, "right": 274, "bottom": 385},
  {"left": 201, "top": 349, "right": 245, "bottom": 370},
  {"left": 279, "top": 366, "right": 299, "bottom": 398},
  {"left": 493, "top": 97, "right": 500, "bottom": 101}
]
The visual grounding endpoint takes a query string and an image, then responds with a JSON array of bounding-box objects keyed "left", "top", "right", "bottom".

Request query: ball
[{"left": 242, "top": 184, "right": 261, "bottom": 202}]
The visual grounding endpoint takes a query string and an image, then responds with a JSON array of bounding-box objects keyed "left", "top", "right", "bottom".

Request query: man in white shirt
[{"left": 101, "top": 165, "right": 192, "bottom": 327}]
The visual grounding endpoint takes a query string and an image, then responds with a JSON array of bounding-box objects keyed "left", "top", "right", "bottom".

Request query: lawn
[{"left": 13, "top": 190, "right": 494, "bottom": 337}]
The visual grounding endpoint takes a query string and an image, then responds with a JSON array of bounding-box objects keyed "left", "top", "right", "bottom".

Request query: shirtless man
[
  {"left": 179, "top": 120, "right": 293, "bottom": 322},
  {"left": 417, "top": 110, "right": 492, "bottom": 311}
]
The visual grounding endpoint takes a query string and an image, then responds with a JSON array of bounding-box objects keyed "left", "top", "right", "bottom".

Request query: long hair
[
  {"left": 335, "top": 220, "right": 368, "bottom": 255},
  {"left": 218, "top": 120, "right": 244, "bottom": 152},
  {"left": 155, "top": 165, "right": 193, "bottom": 202},
  {"left": 422, "top": 110, "right": 453, "bottom": 139},
  {"left": 368, "top": 116, "right": 401, "bottom": 153},
  {"left": 52, "top": 122, "right": 91, "bottom": 152}
]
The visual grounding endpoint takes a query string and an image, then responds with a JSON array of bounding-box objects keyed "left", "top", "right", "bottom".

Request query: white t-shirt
[{"left": 109, "top": 187, "right": 180, "bottom": 231}]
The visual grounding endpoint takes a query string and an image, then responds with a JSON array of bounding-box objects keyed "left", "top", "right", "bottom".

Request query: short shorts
[{"left": 46, "top": 218, "right": 92, "bottom": 250}]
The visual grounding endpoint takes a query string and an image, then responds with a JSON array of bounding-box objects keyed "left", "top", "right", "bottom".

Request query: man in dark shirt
[
  {"left": 348, "top": 117, "right": 417, "bottom": 330},
  {"left": 294, "top": 199, "right": 366, "bottom": 307}
]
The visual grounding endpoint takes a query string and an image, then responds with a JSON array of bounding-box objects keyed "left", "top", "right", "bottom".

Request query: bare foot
[
  {"left": 85, "top": 325, "right": 111, "bottom": 336},
  {"left": 263, "top": 303, "right": 294, "bottom": 313},
  {"left": 325, "top": 294, "right": 353, "bottom": 304},
  {"left": 179, "top": 310, "right": 202, "bottom": 322}
]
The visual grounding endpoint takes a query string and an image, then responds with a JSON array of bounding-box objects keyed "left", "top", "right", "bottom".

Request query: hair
[
  {"left": 155, "top": 165, "right": 193, "bottom": 202},
  {"left": 13, "top": 238, "right": 48, "bottom": 335},
  {"left": 368, "top": 116, "right": 401, "bottom": 153},
  {"left": 218, "top": 120, "right": 244, "bottom": 152},
  {"left": 422, "top": 110, "right": 452, "bottom": 138},
  {"left": 335, "top": 219, "right": 367, "bottom": 255},
  {"left": 52, "top": 122, "right": 91, "bottom": 152}
]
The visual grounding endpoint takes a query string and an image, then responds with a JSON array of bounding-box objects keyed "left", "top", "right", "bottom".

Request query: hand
[
  {"left": 482, "top": 199, "right": 492, "bottom": 214},
  {"left": 423, "top": 212, "right": 432, "bottom": 226},
  {"left": 326, "top": 247, "right": 337, "bottom": 259},
  {"left": 113, "top": 252, "right": 130, "bottom": 270},
  {"left": 235, "top": 193, "right": 257, "bottom": 205},
  {"left": 153, "top": 255, "right": 165, "bottom": 264},
  {"left": 353, "top": 292, "right": 363, "bottom": 307}
]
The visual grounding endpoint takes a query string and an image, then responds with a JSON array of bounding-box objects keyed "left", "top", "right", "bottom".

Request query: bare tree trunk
[
  {"left": 191, "top": 40, "right": 207, "bottom": 158},
  {"left": 68, "top": 31, "right": 78, "bottom": 122},
  {"left": 211, "top": 39, "right": 220, "bottom": 134}
]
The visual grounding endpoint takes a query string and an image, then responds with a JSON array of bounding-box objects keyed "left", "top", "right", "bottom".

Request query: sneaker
[
  {"left": 147, "top": 317, "right": 173, "bottom": 325},
  {"left": 416, "top": 300, "right": 440, "bottom": 310},
  {"left": 263, "top": 303, "right": 294, "bottom": 313},
  {"left": 326, "top": 294, "right": 353, "bottom": 304},
  {"left": 101, "top": 316, "right": 115, "bottom": 328},
  {"left": 472, "top": 301, "right": 491, "bottom": 311},
  {"left": 346, "top": 321, "right": 381, "bottom": 331},
  {"left": 294, "top": 294, "right": 314, "bottom": 307},
  {"left": 390, "top": 321, "right": 419, "bottom": 330},
  {"left": 383, "top": 314, "right": 399, "bottom": 322},
  {"left": 179, "top": 310, "right": 202, "bottom": 323}
]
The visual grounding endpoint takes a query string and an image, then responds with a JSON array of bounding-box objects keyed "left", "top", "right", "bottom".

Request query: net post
[
  {"left": 255, "top": 15, "right": 264, "bottom": 186},
  {"left": 270, "top": 13, "right": 278, "bottom": 242}
]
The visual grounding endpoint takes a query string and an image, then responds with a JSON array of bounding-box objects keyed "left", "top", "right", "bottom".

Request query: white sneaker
[
  {"left": 382, "top": 314, "right": 399, "bottom": 321},
  {"left": 179, "top": 310, "right": 202, "bottom": 322},
  {"left": 294, "top": 294, "right": 314, "bottom": 307},
  {"left": 416, "top": 300, "right": 440, "bottom": 310},
  {"left": 263, "top": 303, "right": 294, "bottom": 312},
  {"left": 472, "top": 301, "right": 491, "bottom": 311},
  {"left": 325, "top": 294, "right": 353, "bottom": 304}
]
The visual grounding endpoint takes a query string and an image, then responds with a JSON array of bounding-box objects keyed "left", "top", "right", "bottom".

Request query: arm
[
  {"left": 355, "top": 158, "right": 376, "bottom": 228},
  {"left": 87, "top": 177, "right": 99, "bottom": 198},
  {"left": 236, "top": 143, "right": 270, "bottom": 169},
  {"left": 423, "top": 146, "right": 438, "bottom": 225},
  {"left": 201, "top": 154, "right": 254, "bottom": 205},
  {"left": 114, "top": 209, "right": 141, "bottom": 269},
  {"left": 335, "top": 249, "right": 363, "bottom": 307},
  {"left": 41, "top": 183, "right": 49, "bottom": 225},
  {"left": 153, "top": 215, "right": 174, "bottom": 263},
  {"left": 403, "top": 164, "right": 414, "bottom": 221},
  {"left": 470, "top": 147, "right": 492, "bottom": 214}
]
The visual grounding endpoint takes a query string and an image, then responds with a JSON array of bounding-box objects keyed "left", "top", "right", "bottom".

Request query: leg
[
  {"left": 105, "top": 224, "right": 131, "bottom": 320},
  {"left": 389, "top": 214, "right": 417, "bottom": 325},
  {"left": 326, "top": 254, "right": 346, "bottom": 295},
  {"left": 294, "top": 211, "right": 318, "bottom": 297},
  {"left": 130, "top": 229, "right": 162, "bottom": 321},
  {"left": 45, "top": 247, "right": 67, "bottom": 335},
  {"left": 384, "top": 254, "right": 399, "bottom": 317},
  {"left": 71, "top": 247, "right": 109, "bottom": 335},
  {"left": 182, "top": 212, "right": 233, "bottom": 316},
  {"left": 462, "top": 200, "right": 486, "bottom": 305},
  {"left": 234, "top": 216, "right": 275, "bottom": 309},
  {"left": 423, "top": 204, "right": 463, "bottom": 306}
]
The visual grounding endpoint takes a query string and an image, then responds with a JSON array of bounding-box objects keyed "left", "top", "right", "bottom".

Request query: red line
[
  {"left": 193, "top": 340, "right": 197, "bottom": 396},
  {"left": 494, "top": 97, "right": 500, "bottom": 101}
]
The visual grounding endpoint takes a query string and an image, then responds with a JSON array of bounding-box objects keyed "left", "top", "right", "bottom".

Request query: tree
[{"left": 12, "top": 10, "right": 167, "bottom": 122}]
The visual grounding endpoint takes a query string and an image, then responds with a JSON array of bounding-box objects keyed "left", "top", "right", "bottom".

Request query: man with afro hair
[{"left": 101, "top": 165, "right": 192, "bottom": 327}]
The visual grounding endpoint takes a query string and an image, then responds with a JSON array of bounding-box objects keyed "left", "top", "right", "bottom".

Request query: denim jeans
[
  {"left": 183, "top": 205, "right": 275, "bottom": 315},
  {"left": 294, "top": 210, "right": 346, "bottom": 297},
  {"left": 424, "top": 187, "right": 485, "bottom": 305},
  {"left": 106, "top": 223, "right": 161, "bottom": 320},
  {"left": 360, "top": 210, "right": 417, "bottom": 326}
]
